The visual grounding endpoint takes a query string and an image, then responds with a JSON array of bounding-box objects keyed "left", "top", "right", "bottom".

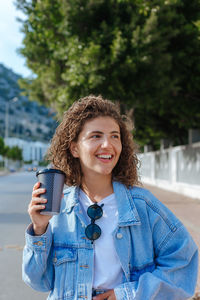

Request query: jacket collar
[
  {"left": 62, "top": 182, "right": 141, "bottom": 227},
  {"left": 61, "top": 186, "right": 79, "bottom": 213},
  {"left": 113, "top": 181, "right": 141, "bottom": 227}
]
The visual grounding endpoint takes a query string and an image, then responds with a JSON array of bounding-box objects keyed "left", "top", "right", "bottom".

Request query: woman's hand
[
  {"left": 93, "top": 290, "right": 116, "bottom": 300},
  {"left": 28, "top": 181, "right": 52, "bottom": 235}
]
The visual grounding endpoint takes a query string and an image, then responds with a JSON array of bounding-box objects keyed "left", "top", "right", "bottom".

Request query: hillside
[{"left": 0, "top": 64, "right": 57, "bottom": 142}]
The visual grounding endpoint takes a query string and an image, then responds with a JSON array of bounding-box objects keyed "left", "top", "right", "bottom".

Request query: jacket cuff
[
  {"left": 114, "top": 282, "right": 137, "bottom": 300},
  {"left": 25, "top": 223, "right": 52, "bottom": 251}
]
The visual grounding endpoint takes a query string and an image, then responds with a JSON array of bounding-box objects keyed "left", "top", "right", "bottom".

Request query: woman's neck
[{"left": 81, "top": 174, "right": 113, "bottom": 203}]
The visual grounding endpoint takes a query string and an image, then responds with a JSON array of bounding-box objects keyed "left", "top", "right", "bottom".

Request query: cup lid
[{"left": 36, "top": 168, "right": 66, "bottom": 177}]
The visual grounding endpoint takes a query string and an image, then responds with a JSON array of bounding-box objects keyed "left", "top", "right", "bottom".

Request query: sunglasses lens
[
  {"left": 85, "top": 224, "right": 101, "bottom": 241},
  {"left": 87, "top": 204, "right": 103, "bottom": 220}
]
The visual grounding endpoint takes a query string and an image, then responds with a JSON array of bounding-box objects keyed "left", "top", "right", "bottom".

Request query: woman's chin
[{"left": 98, "top": 168, "right": 113, "bottom": 176}]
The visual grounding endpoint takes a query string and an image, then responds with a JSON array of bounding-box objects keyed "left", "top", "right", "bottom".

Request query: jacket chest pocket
[{"left": 53, "top": 247, "right": 77, "bottom": 299}]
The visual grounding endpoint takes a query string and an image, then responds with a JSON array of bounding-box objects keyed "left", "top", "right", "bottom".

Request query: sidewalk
[
  {"left": 0, "top": 171, "right": 9, "bottom": 176},
  {"left": 145, "top": 184, "right": 200, "bottom": 298}
]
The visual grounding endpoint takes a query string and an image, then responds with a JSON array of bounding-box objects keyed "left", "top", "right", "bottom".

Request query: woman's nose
[{"left": 101, "top": 136, "right": 111, "bottom": 148}]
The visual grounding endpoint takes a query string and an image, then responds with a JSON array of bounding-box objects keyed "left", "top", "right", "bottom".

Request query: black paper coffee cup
[{"left": 36, "top": 168, "right": 65, "bottom": 215}]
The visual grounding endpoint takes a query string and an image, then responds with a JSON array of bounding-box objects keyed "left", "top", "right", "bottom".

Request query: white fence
[{"left": 138, "top": 142, "right": 200, "bottom": 199}]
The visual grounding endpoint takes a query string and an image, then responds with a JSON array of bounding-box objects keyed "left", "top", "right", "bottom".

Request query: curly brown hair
[{"left": 47, "top": 95, "right": 140, "bottom": 187}]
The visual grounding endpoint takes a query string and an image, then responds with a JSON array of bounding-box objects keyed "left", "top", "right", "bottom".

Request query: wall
[{"left": 138, "top": 142, "right": 200, "bottom": 199}]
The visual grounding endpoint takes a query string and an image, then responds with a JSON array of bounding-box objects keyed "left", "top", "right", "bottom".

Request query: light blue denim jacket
[{"left": 22, "top": 182, "right": 198, "bottom": 300}]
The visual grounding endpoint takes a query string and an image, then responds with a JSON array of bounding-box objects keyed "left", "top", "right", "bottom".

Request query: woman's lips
[{"left": 96, "top": 154, "right": 114, "bottom": 162}]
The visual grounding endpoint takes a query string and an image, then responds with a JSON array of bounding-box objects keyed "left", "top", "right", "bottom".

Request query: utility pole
[
  {"left": 4, "top": 97, "right": 18, "bottom": 139},
  {"left": 4, "top": 97, "right": 18, "bottom": 170}
]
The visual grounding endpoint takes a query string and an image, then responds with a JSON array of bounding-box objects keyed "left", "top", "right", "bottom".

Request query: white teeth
[{"left": 97, "top": 154, "right": 112, "bottom": 159}]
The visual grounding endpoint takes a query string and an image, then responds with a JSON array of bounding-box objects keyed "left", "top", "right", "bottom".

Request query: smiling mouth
[{"left": 96, "top": 154, "right": 113, "bottom": 160}]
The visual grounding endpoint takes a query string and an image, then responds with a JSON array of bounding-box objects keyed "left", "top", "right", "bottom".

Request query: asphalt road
[{"left": 0, "top": 171, "right": 49, "bottom": 300}]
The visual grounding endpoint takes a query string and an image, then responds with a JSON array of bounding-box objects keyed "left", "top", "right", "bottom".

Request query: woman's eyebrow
[
  {"left": 110, "top": 131, "right": 120, "bottom": 134},
  {"left": 89, "top": 130, "right": 120, "bottom": 134},
  {"left": 90, "top": 131, "right": 103, "bottom": 134}
]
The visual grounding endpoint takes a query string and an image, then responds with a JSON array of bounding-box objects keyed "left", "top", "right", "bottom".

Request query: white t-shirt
[{"left": 79, "top": 189, "right": 123, "bottom": 289}]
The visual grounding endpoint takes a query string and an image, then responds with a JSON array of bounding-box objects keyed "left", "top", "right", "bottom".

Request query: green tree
[
  {"left": 6, "top": 146, "right": 23, "bottom": 161},
  {"left": 16, "top": 0, "right": 200, "bottom": 148},
  {"left": 0, "top": 137, "right": 5, "bottom": 156},
  {"left": 0, "top": 137, "right": 9, "bottom": 158}
]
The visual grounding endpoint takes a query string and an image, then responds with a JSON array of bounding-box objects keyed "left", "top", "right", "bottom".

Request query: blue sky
[{"left": 0, "top": 0, "right": 31, "bottom": 77}]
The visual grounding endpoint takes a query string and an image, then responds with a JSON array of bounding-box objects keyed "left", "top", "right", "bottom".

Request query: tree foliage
[
  {"left": 0, "top": 137, "right": 6, "bottom": 156},
  {"left": 0, "top": 136, "right": 23, "bottom": 161},
  {"left": 0, "top": 137, "right": 23, "bottom": 161},
  {"left": 6, "top": 146, "right": 23, "bottom": 161},
  {"left": 16, "top": 0, "right": 200, "bottom": 148}
]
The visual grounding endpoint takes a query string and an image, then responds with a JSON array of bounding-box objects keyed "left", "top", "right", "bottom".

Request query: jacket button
[
  {"left": 34, "top": 241, "right": 43, "bottom": 246},
  {"left": 116, "top": 233, "right": 123, "bottom": 239}
]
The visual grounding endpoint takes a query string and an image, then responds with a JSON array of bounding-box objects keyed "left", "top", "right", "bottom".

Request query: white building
[{"left": 4, "top": 137, "right": 49, "bottom": 162}]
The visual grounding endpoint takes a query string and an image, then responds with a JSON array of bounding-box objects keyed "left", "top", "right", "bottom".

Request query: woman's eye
[
  {"left": 91, "top": 135, "right": 101, "bottom": 138},
  {"left": 112, "top": 135, "right": 120, "bottom": 139}
]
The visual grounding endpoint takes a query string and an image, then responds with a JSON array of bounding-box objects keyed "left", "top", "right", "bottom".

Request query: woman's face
[{"left": 70, "top": 116, "right": 122, "bottom": 179}]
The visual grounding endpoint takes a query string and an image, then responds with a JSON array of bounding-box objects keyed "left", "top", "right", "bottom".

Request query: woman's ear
[{"left": 70, "top": 142, "right": 79, "bottom": 158}]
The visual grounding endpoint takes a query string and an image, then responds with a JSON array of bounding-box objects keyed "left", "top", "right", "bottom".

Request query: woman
[{"left": 22, "top": 95, "right": 198, "bottom": 300}]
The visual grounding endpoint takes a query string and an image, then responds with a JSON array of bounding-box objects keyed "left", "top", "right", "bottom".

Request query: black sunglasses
[{"left": 85, "top": 203, "right": 104, "bottom": 243}]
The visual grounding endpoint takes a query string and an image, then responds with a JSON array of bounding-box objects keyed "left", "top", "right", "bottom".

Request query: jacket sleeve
[
  {"left": 22, "top": 223, "right": 54, "bottom": 292},
  {"left": 114, "top": 223, "right": 198, "bottom": 300}
]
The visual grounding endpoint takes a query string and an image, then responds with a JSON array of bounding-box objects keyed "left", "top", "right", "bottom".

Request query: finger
[
  {"left": 32, "top": 188, "right": 46, "bottom": 197},
  {"left": 28, "top": 198, "right": 47, "bottom": 213},
  {"left": 30, "top": 197, "right": 47, "bottom": 205},
  {"left": 93, "top": 295, "right": 105, "bottom": 300},
  {"left": 28, "top": 204, "right": 46, "bottom": 214},
  {"left": 33, "top": 181, "right": 41, "bottom": 190},
  {"left": 93, "top": 291, "right": 114, "bottom": 300}
]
